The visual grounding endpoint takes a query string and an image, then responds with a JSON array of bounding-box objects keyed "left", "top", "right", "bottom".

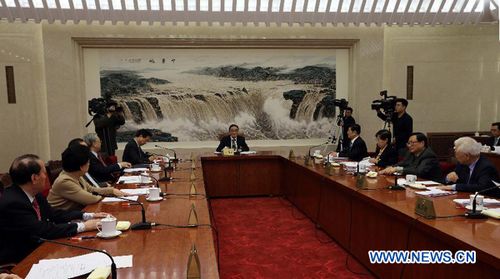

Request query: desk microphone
[
  {"left": 308, "top": 140, "right": 330, "bottom": 158},
  {"left": 387, "top": 173, "right": 405, "bottom": 190},
  {"left": 140, "top": 173, "right": 160, "bottom": 188},
  {"left": 33, "top": 236, "right": 117, "bottom": 279},
  {"left": 113, "top": 196, "right": 156, "bottom": 230},
  {"left": 154, "top": 145, "right": 179, "bottom": 163},
  {"left": 466, "top": 181, "right": 500, "bottom": 219}
]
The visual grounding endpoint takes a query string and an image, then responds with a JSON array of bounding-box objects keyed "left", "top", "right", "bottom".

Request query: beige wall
[{"left": 0, "top": 21, "right": 499, "bottom": 170}]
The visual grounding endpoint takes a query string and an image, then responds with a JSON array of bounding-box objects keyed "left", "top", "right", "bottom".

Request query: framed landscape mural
[{"left": 95, "top": 47, "right": 340, "bottom": 142}]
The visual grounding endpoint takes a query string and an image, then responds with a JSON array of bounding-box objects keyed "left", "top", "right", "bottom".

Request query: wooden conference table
[
  {"left": 13, "top": 161, "right": 219, "bottom": 278},
  {"left": 13, "top": 153, "right": 500, "bottom": 278},
  {"left": 201, "top": 153, "right": 500, "bottom": 279}
]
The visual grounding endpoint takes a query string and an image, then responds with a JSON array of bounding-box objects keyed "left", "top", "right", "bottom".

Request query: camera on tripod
[
  {"left": 333, "top": 98, "right": 349, "bottom": 111},
  {"left": 371, "top": 90, "right": 396, "bottom": 118},
  {"left": 88, "top": 98, "right": 123, "bottom": 116}
]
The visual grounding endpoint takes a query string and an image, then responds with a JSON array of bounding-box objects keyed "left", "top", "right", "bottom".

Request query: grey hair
[
  {"left": 83, "top": 133, "right": 99, "bottom": 147},
  {"left": 454, "top": 137, "right": 482, "bottom": 156}
]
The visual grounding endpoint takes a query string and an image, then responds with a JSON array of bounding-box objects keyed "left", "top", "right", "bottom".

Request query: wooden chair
[{"left": 46, "top": 160, "right": 63, "bottom": 185}]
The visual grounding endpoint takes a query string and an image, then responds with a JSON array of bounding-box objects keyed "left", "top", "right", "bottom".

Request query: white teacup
[
  {"left": 97, "top": 216, "right": 118, "bottom": 236},
  {"left": 470, "top": 194, "right": 484, "bottom": 211},
  {"left": 406, "top": 174, "right": 417, "bottom": 183},
  {"left": 148, "top": 187, "right": 161, "bottom": 200},
  {"left": 151, "top": 163, "right": 161, "bottom": 172}
]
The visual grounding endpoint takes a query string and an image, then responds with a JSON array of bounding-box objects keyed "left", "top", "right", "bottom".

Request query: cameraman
[
  {"left": 376, "top": 98, "right": 413, "bottom": 156},
  {"left": 94, "top": 101, "right": 125, "bottom": 156},
  {"left": 337, "top": 107, "right": 356, "bottom": 152}
]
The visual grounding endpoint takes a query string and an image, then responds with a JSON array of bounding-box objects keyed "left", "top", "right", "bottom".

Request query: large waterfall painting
[{"left": 99, "top": 48, "right": 338, "bottom": 142}]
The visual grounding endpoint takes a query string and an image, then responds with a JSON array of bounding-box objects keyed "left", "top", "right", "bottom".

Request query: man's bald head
[{"left": 9, "top": 154, "right": 43, "bottom": 186}]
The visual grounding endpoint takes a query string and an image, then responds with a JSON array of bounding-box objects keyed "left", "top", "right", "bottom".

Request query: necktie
[
  {"left": 495, "top": 137, "right": 499, "bottom": 146},
  {"left": 231, "top": 138, "right": 237, "bottom": 150},
  {"left": 32, "top": 199, "right": 41, "bottom": 221}
]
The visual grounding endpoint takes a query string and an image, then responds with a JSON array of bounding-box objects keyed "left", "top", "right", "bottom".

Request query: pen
[{"left": 70, "top": 236, "right": 96, "bottom": 241}]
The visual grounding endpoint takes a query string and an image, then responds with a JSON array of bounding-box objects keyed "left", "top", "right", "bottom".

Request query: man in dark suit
[
  {"left": 438, "top": 137, "right": 500, "bottom": 197},
  {"left": 377, "top": 98, "right": 413, "bottom": 156},
  {"left": 83, "top": 133, "right": 131, "bottom": 183},
  {"left": 216, "top": 124, "right": 250, "bottom": 152},
  {"left": 336, "top": 107, "right": 356, "bottom": 152},
  {"left": 123, "top": 129, "right": 156, "bottom": 165},
  {"left": 486, "top": 122, "right": 500, "bottom": 149},
  {"left": 379, "top": 132, "right": 442, "bottom": 182},
  {"left": 0, "top": 154, "right": 106, "bottom": 264},
  {"left": 330, "top": 124, "right": 368, "bottom": 162}
]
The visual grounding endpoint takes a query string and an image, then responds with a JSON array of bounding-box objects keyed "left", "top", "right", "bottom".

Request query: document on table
[
  {"left": 26, "top": 252, "right": 133, "bottom": 279},
  {"left": 102, "top": 196, "right": 139, "bottom": 203},
  {"left": 415, "top": 187, "right": 455, "bottom": 197},
  {"left": 453, "top": 198, "right": 500, "bottom": 207},
  {"left": 123, "top": 168, "right": 148, "bottom": 173},
  {"left": 117, "top": 175, "right": 151, "bottom": 184},
  {"left": 240, "top": 151, "right": 257, "bottom": 155},
  {"left": 416, "top": 181, "right": 441, "bottom": 186},
  {"left": 121, "top": 188, "right": 151, "bottom": 195}
]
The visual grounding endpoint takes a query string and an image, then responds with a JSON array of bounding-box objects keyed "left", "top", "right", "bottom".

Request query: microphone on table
[
  {"left": 308, "top": 140, "right": 330, "bottom": 158},
  {"left": 387, "top": 172, "right": 405, "bottom": 190},
  {"left": 155, "top": 145, "right": 179, "bottom": 164},
  {"left": 113, "top": 196, "right": 156, "bottom": 230},
  {"left": 466, "top": 181, "right": 500, "bottom": 219},
  {"left": 33, "top": 236, "right": 117, "bottom": 279},
  {"left": 139, "top": 172, "right": 160, "bottom": 188}
]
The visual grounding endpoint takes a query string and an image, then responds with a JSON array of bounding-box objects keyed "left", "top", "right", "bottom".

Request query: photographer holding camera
[
  {"left": 93, "top": 100, "right": 125, "bottom": 156},
  {"left": 375, "top": 97, "right": 413, "bottom": 156}
]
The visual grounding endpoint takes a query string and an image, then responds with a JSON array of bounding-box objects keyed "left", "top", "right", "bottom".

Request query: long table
[
  {"left": 13, "top": 162, "right": 219, "bottom": 278},
  {"left": 201, "top": 153, "right": 500, "bottom": 279}
]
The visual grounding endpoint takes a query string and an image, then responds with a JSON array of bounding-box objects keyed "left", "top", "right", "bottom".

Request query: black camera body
[
  {"left": 88, "top": 98, "right": 122, "bottom": 116},
  {"left": 333, "top": 98, "right": 349, "bottom": 111},
  {"left": 371, "top": 90, "right": 396, "bottom": 115}
]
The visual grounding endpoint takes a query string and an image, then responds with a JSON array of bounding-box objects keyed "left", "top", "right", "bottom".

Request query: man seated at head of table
[
  {"left": 379, "top": 132, "right": 442, "bottom": 182},
  {"left": 0, "top": 154, "right": 107, "bottom": 265},
  {"left": 83, "top": 133, "right": 131, "bottom": 183},
  {"left": 437, "top": 137, "right": 500, "bottom": 197},
  {"left": 329, "top": 124, "right": 368, "bottom": 162},
  {"left": 123, "top": 129, "right": 158, "bottom": 166},
  {"left": 216, "top": 124, "right": 250, "bottom": 153},
  {"left": 48, "top": 145, "right": 127, "bottom": 211}
]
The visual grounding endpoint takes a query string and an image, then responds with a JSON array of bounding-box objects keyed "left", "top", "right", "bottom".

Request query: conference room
[{"left": 1, "top": 1, "right": 500, "bottom": 278}]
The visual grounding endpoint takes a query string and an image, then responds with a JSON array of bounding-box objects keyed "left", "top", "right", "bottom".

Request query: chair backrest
[
  {"left": 0, "top": 173, "right": 12, "bottom": 197},
  {"left": 218, "top": 132, "right": 246, "bottom": 141},
  {"left": 46, "top": 160, "right": 63, "bottom": 185}
]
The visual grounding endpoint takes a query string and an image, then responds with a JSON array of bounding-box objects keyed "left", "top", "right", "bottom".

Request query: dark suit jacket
[
  {"left": 94, "top": 113, "right": 125, "bottom": 155},
  {"left": 216, "top": 135, "right": 249, "bottom": 152},
  {"left": 397, "top": 147, "right": 442, "bottom": 182},
  {"left": 486, "top": 136, "right": 500, "bottom": 148},
  {"left": 88, "top": 152, "right": 121, "bottom": 183},
  {"left": 377, "top": 111, "right": 413, "bottom": 151},
  {"left": 122, "top": 139, "right": 151, "bottom": 165},
  {"left": 374, "top": 145, "right": 399, "bottom": 168},
  {"left": 0, "top": 185, "right": 82, "bottom": 264},
  {"left": 336, "top": 116, "right": 356, "bottom": 152},
  {"left": 453, "top": 157, "right": 500, "bottom": 197},
  {"left": 339, "top": 137, "right": 368, "bottom": 162}
]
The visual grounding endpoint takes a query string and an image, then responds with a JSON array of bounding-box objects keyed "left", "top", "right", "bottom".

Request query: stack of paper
[
  {"left": 240, "top": 151, "right": 257, "bottom": 155},
  {"left": 102, "top": 196, "right": 139, "bottom": 203},
  {"left": 117, "top": 176, "right": 151, "bottom": 184},
  {"left": 26, "top": 252, "right": 133, "bottom": 279},
  {"left": 123, "top": 168, "right": 149, "bottom": 173},
  {"left": 415, "top": 187, "right": 455, "bottom": 197},
  {"left": 482, "top": 208, "right": 500, "bottom": 219},
  {"left": 453, "top": 198, "right": 500, "bottom": 207},
  {"left": 416, "top": 181, "right": 441, "bottom": 186},
  {"left": 121, "top": 188, "right": 151, "bottom": 195}
]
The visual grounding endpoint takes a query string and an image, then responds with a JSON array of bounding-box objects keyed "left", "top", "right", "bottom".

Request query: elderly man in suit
[
  {"left": 379, "top": 132, "right": 442, "bottom": 182},
  {"left": 216, "top": 124, "right": 250, "bottom": 153},
  {"left": 438, "top": 137, "right": 499, "bottom": 197},
  {"left": 123, "top": 129, "right": 157, "bottom": 165},
  {"left": 83, "top": 133, "right": 131, "bottom": 183},
  {"left": 329, "top": 124, "right": 368, "bottom": 162},
  {"left": 0, "top": 154, "right": 107, "bottom": 264}
]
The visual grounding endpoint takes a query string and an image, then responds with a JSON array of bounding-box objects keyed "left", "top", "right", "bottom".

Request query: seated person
[
  {"left": 486, "top": 122, "right": 500, "bottom": 149},
  {"left": 0, "top": 154, "right": 106, "bottom": 265},
  {"left": 329, "top": 124, "right": 368, "bottom": 162},
  {"left": 123, "top": 129, "right": 156, "bottom": 165},
  {"left": 0, "top": 273, "right": 21, "bottom": 279},
  {"left": 437, "top": 137, "right": 500, "bottom": 197},
  {"left": 216, "top": 124, "right": 250, "bottom": 152},
  {"left": 48, "top": 145, "right": 126, "bottom": 211},
  {"left": 369, "top": 129, "right": 398, "bottom": 167},
  {"left": 379, "top": 132, "right": 442, "bottom": 182},
  {"left": 83, "top": 133, "right": 131, "bottom": 183}
]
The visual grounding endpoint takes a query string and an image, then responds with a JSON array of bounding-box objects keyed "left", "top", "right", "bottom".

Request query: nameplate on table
[{"left": 415, "top": 196, "right": 436, "bottom": 219}]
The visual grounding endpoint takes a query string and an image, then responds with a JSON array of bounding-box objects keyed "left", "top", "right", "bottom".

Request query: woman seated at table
[
  {"left": 48, "top": 144, "right": 127, "bottom": 211},
  {"left": 369, "top": 129, "right": 398, "bottom": 167}
]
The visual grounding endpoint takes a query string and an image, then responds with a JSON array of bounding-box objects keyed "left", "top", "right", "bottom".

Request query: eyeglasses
[{"left": 406, "top": 141, "right": 420, "bottom": 146}]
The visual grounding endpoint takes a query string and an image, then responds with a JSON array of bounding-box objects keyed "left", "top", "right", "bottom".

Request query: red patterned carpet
[{"left": 210, "top": 197, "right": 373, "bottom": 279}]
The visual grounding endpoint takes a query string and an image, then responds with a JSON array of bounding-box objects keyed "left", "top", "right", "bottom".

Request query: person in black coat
[
  {"left": 376, "top": 98, "right": 413, "bottom": 156},
  {"left": 216, "top": 124, "right": 250, "bottom": 152},
  {"left": 486, "top": 122, "right": 500, "bottom": 149},
  {"left": 83, "top": 133, "right": 131, "bottom": 183},
  {"left": 369, "top": 129, "right": 398, "bottom": 168},
  {"left": 336, "top": 107, "right": 356, "bottom": 152},
  {"left": 123, "top": 129, "right": 156, "bottom": 165},
  {"left": 438, "top": 137, "right": 500, "bottom": 197},
  {"left": 330, "top": 124, "right": 368, "bottom": 162},
  {"left": 93, "top": 101, "right": 125, "bottom": 156},
  {"left": 0, "top": 154, "right": 106, "bottom": 264},
  {"left": 379, "top": 132, "right": 442, "bottom": 182}
]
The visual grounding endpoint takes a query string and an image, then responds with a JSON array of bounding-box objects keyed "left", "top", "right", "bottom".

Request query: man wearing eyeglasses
[{"left": 379, "top": 132, "right": 442, "bottom": 182}]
